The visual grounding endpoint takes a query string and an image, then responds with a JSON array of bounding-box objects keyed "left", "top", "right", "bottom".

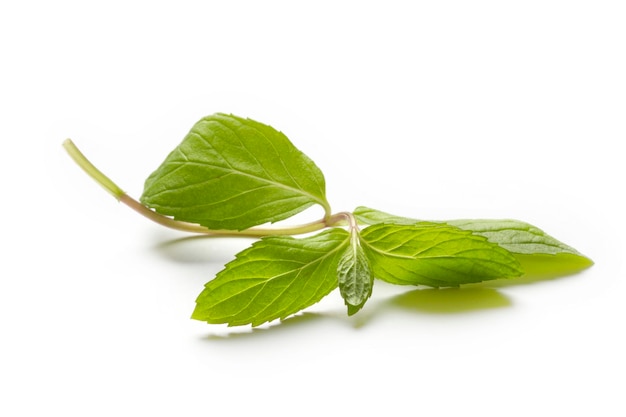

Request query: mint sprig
[{"left": 63, "top": 113, "right": 593, "bottom": 327}]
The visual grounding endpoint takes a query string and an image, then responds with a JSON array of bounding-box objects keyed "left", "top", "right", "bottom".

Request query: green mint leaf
[
  {"left": 354, "top": 206, "right": 592, "bottom": 265},
  {"left": 141, "top": 113, "right": 330, "bottom": 230},
  {"left": 191, "top": 228, "right": 349, "bottom": 326},
  {"left": 337, "top": 235, "right": 373, "bottom": 315},
  {"left": 359, "top": 223, "right": 523, "bottom": 287}
]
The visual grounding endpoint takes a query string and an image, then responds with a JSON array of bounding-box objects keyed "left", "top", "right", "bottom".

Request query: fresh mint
[{"left": 63, "top": 113, "right": 593, "bottom": 327}]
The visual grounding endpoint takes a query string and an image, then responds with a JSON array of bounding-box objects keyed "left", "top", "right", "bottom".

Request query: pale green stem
[
  {"left": 63, "top": 139, "right": 125, "bottom": 199},
  {"left": 63, "top": 139, "right": 340, "bottom": 237}
]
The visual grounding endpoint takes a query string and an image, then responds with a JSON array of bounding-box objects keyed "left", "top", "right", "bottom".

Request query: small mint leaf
[{"left": 337, "top": 237, "right": 373, "bottom": 316}]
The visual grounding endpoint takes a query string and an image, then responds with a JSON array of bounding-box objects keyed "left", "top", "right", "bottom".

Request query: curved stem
[
  {"left": 326, "top": 211, "right": 358, "bottom": 229},
  {"left": 63, "top": 139, "right": 125, "bottom": 199},
  {"left": 63, "top": 139, "right": 336, "bottom": 237},
  {"left": 120, "top": 193, "right": 328, "bottom": 236},
  {"left": 327, "top": 212, "right": 362, "bottom": 251}
]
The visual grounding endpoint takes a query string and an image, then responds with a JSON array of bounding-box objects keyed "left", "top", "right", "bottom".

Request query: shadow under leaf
[
  {"left": 200, "top": 311, "right": 332, "bottom": 341},
  {"left": 387, "top": 287, "right": 512, "bottom": 314},
  {"left": 482, "top": 253, "right": 594, "bottom": 288},
  {"left": 152, "top": 234, "right": 255, "bottom": 264}
]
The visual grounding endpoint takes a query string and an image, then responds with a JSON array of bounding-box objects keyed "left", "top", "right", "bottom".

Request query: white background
[{"left": 2, "top": 1, "right": 624, "bottom": 416}]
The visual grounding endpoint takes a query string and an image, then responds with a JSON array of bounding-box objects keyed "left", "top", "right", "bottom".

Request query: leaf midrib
[
  {"left": 148, "top": 159, "right": 327, "bottom": 209},
  {"left": 209, "top": 236, "right": 350, "bottom": 318}
]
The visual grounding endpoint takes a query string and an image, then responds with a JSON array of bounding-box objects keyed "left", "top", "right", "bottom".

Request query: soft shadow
[
  {"left": 386, "top": 287, "right": 511, "bottom": 314},
  {"left": 200, "top": 311, "right": 335, "bottom": 341},
  {"left": 195, "top": 288, "right": 510, "bottom": 339},
  {"left": 152, "top": 234, "right": 255, "bottom": 264},
  {"left": 481, "top": 253, "right": 594, "bottom": 288}
]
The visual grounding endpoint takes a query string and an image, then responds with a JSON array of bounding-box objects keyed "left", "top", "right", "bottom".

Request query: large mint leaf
[
  {"left": 191, "top": 228, "right": 349, "bottom": 326},
  {"left": 360, "top": 223, "right": 523, "bottom": 287},
  {"left": 141, "top": 114, "right": 329, "bottom": 230},
  {"left": 354, "top": 206, "right": 590, "bottom": 256}
]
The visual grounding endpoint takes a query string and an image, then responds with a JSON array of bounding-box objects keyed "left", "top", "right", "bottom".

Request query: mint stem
[
  {"left": 63, "top": 139, "right": 341, "bottom": 237},
  {"left": 63, "top": 139, "right": 125, "bottom": 199}
]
